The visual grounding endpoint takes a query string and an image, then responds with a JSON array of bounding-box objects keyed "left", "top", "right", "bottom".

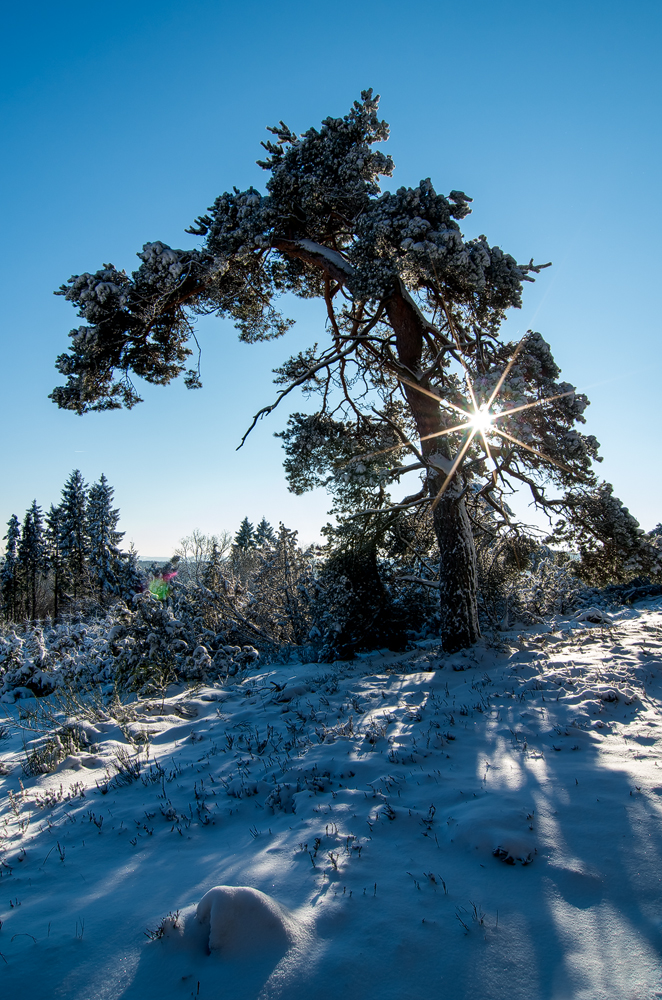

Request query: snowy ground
[{"left": 2, "top": 602, "right": 662, "bottom": 1000}]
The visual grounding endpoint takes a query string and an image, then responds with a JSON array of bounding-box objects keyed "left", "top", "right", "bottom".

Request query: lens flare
[{"left": 149, "top": 571, "right": 177, "bottom": 600}]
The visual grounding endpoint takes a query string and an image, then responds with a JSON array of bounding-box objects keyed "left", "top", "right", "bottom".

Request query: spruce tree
[
  {"left": 45, "top": 504, "right": 64, "bottom": 619},
  {"left": 255, "top": 517, "right": 276, "bottom": 547},
  {"left": 117, "top": 544, "right": 144, "bottom": 600},
  {"left": 59, "top": 470, "right": 89, "bottom": 599},
  {"left": 234, "top": 518, "right": 256, "bottom": 552},
  {"left": 87, "top": 474, "right": 124, "bottom": 604},
  {"left": 202, "top": 540, "right": 223, "bottom": 590},
  {"left": 1, "top": 514, "right": 22, "bottom": 620},
  {"left": 18, "top": 500, "right": 47, "bottom": 619}
]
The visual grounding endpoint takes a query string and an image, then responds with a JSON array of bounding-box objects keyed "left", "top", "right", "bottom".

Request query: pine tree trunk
[
  {"left": 281, "top": 251, "right": 483, "bottom": 652},
  {"left": 432, "top": 485, "right": 481, "bottom": 652},
  {"left": 386, "top": 287, "right": 481, "bottom": 652}
]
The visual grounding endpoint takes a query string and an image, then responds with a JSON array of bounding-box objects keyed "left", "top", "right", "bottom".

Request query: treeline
[
  {"left": 1, "top": 470, "right": 141, "bottom": 620},
  {"left": 170, "top": 517, "right": 280, "bottom": 589},
  {"left": 3, "top": 467, "right": 662, "bottom": 667},
  {"left": 2, "top": 487, "right": 662, "bottom": 700}
]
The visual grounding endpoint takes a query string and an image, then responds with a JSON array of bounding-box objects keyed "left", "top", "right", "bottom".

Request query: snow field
[{"left": 1, "top": 603, "right": 662, "bottom": 999}]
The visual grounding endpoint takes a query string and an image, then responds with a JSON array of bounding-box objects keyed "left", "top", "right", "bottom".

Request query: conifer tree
[
  {"left": 117, "top": 544, "right": 144, "bottom": 599},
  {"left": 87, "top": 474, "right": 124, "bottom": 604},
  {"left": 59, "top": 470, "right": 89, "bottom": 599},
  {"left": 45, "top": 504, "right": 64, "bottom": 619},
  {"left": 250, "top": 524, "right": 312, "bottom": 644},
  {"left": 18, "top": 501, "right": 47, "bottom": 619},
  {"left": 202, "top": 540, "right": 223, "bottom": 590},
  {"left": 1, "top": 514, "right": 22, "bottom": 620},
  {"left": 234, "top": 518, "right": 256, "bottom": 552},
  {"left": 255, "top": 517, "right": 276, "bottom": 547}
]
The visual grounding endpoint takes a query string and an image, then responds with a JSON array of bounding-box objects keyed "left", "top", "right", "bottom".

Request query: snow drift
[{"left": 196, "top": 885, "right": 297, "bottom": 956}]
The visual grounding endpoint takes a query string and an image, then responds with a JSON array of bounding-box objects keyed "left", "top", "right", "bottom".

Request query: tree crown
[{"left": 51, "top": 91, "right": 601, "bottom": 524}]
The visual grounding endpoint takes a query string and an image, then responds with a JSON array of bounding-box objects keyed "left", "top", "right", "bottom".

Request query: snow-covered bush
[
  {"left": 0, "top": 583, "right": 262, "bottom": 699},
  {"left": 548, "top": 483, "right": 662, "bottom": 586},
  {"left": 515, "top": 553, "right": 582, "bottom": 618},
  {"left": 0, "top": 619, "right": 114, "bottom": 698},
  {"left": 241, "top": 525, "right": 317, "bottom": 646},
  {"left": 3, "top": 491, "right": 658, "bottom": 701},
  {"left": 474, "top": 529, "right": 538, "bottom": 627}
]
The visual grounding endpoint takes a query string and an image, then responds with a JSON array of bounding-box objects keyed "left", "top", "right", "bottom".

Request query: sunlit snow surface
[{"left": 2, "top": 604, "right": 662, "bottom": 1000}]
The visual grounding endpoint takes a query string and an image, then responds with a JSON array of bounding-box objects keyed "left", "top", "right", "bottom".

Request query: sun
[
  {"left": 394, "top": 335, "right": 577, "bottom": 507},
  {"left": 470, "top": 405, "right": 494, "bottom": 434}
]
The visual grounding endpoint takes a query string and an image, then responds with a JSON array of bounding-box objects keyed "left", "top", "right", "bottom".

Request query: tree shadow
[
  {"left": 425, "top": 659, "right": 662, "bottom": 1000},
  {"left": 2, "top": 632, "right": 662, "bottom": 1000}
]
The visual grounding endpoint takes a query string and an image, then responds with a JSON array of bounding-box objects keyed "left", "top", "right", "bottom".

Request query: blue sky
[{"left": 1, "top": 0, "right": 660, "bottom": 555}]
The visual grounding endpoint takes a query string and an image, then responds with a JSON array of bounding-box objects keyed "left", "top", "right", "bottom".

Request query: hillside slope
[{"left": 1, "top": 603, "right": 662, "bottom": 999}]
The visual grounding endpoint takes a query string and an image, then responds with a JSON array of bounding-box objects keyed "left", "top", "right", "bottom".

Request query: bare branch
[
  {"left": 272, "top": 238, "right": 356, "bottom": 286},
  {"left": 237, "top": 341, "right": 359, "bottom": 449},
  {"left": 395, "top": 575, "right": 440, "bottom": 589},
  {"left": 347, "top": 495, "right": 430, "bottom": 519},
  {"left": 371, "top": 407, "right": 426, "bottom": 467}
]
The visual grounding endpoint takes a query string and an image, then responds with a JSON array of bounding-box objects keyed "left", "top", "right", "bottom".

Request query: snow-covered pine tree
[
  {"left": 50, "top": 91, "right": 626, "bottom": 650},
  {"left": 18, "top": 500, "right": 47, "bottom": 620},
  {"left": 255, "top": 517, "right": 276, "bottom": 547},
  {"left": 59, "top": 469, "right": 89, "bottom": 599},
  {"left": 234, "top": 518, "right": 256, "bottom": 552},
  {"left": 87, "top": 474, "right": 124, "bottom": 604},
  {"left": 45, "top": 504, "right": 64, "bottom": 620},
  {"left": 1, "top": 514, "right": 22, "bottom": 620},
  {"left": 546, "top": 483, "right": 662, "bottom": 585}
]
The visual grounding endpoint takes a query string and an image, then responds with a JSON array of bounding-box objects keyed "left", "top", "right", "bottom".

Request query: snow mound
[
  {"left": 196, "top": 886, "right": 296, "bottom": 957},
  {"left": 446, "top": 798, "right": 538, "bottom": 865},
  {"left": 574, "top": 606, "right": 613, "bottom": 624}
]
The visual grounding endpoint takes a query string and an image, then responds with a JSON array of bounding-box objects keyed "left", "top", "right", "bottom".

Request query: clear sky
[{"left": 1, "top": 0, "right": 660, "bottom": 556}]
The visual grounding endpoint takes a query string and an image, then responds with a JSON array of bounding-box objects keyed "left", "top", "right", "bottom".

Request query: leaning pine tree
[{"left": 51, "top": 91, "right": 649, "bottom": 650}]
